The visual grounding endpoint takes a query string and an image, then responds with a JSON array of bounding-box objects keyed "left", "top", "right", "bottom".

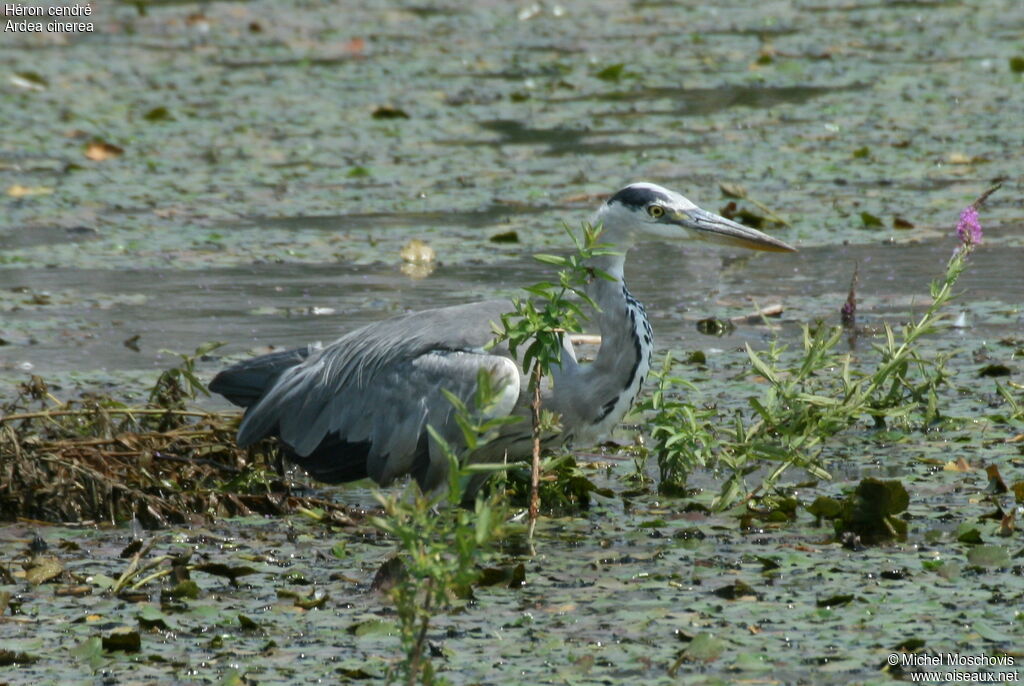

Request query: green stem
[
  {"left": 855, "top": 253, "right": 962, "bottom": 408},
  {"left": 407, "top": 577, "right": 434, "bottom": 686}
]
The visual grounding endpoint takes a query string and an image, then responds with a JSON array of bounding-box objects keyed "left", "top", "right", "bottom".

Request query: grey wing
[{"left": 235, "top": 300, "right": 521, "bottom": 490}]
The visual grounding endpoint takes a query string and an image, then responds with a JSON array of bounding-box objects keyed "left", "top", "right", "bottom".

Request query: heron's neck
[
  {"left": 573, "top": 248, "right": 653, "bottom": 429},
  {"left": 584, "top": 250, "right": 645, "bottom": 360},
  {"left": 587, "top": 249, "right": 627, "bottom": 283}
]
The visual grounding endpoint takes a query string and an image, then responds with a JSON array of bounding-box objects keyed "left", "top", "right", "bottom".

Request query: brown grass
[{"left": 0, "top": 377, "right": 356, "bottom": 528}]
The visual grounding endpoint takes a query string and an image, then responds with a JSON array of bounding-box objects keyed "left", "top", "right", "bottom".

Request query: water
[
  {"left": 1, "top": 1, "right": 1022, "bottom": 682},
  {"left": 2, "top": 234, "right": 1019, "bottom": 394}
]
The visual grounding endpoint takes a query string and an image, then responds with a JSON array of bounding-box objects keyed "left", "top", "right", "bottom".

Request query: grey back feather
[{"left": 235, "top": 299, "right": 521, "bottom": 488}]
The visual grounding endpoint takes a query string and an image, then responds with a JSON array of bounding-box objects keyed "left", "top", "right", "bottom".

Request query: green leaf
[
  {"left": 237, "top": 614, "right": 263, "bottom": 632},
  {"left": 102, "top": 627, "right": 141, "bottom": 653},
  {"left": 523, "top": 282, "right": 558, "bottom": 296},
  {"left": 807, "top": 496, "right": 842, "bottom": 519},
  {"left": 681, "top": 632, "right": 726, "bottom": 661},
  {"left": 794, "top": 393, "right": 841, "bottom": 406},
  {"left": 162, "top": 579, "right": 200, "bottom": 599},
  {"left": 347, "top": 618, "right": 398, "bottom": 636},
  {"left": 218, "top": 668, "right": 246, "bottom": 686},
  {"left": 956, "top": 524, "right": 983, "bottom": 544},
  {"left": 143, "top": 106, "right": 173, "bottom": 122},
  {"left": 816, "top": 593, "right": 855, "bottom": 608},
  {"left": 533, "top": 254, "right": 569, "bottom": 266},
  {"left": 746, "top": 344, "right": 779, "bottom": 384}
]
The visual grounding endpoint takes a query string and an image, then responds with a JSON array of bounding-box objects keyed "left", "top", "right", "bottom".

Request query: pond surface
[
  {"left": 1, "top": 0, "right": 1023, "bottom": 683},
  {"left": 0, "top": 238, "right": 1021, "bottom": 391},
  {"left": 1, "top": 0, "right": 1021, "bottom": 394}
]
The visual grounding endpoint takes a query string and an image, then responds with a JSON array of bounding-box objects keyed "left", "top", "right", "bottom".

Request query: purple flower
[
  {"left": 841, "top": 263, "right": 858, "bottom": 328},
  {"left": 956, "top": 205, "right": 983, "bottom": 247},
  {"left": 840, "top": 299, "right": 855, "bottom": 327}
]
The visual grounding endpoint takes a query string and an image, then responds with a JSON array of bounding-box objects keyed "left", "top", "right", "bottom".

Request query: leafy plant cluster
[
  {"left": 807, "top": 477, "right": 911, "bottom": 544},
  {"left": 489, "top": 221, "right": 615, "bottom": 378},
  {"left": 638, "top": 225, "right": 990, "bottom": 509},
  {"left": 369, "top": 372, "right": 513, "bottom": 686},
  {"left": 147, "top": 341, "right": 225, "bottom": 419},
  {"left": 498, "top": 452, "right": 613, "bottom": 513},
  {"left": 487, "top": 221, "right": 616, "bottom": 532},
  {"left": 370, "top": 224, "right": 618, "bottom": 682}
]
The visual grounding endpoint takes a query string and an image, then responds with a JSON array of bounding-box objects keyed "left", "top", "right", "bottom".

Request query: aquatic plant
[
  {"left": 640, "top": 185, "right": 1003, "bottom": 509},
  {"left": 956, "top": 205, "right": 983, "bottom": 248},
  {"left": 489, "top": 221, "right": 616, "bottom": 534},
  {"left": 840, "top": 262, "right": 858, "bottom": 329},
  {"left": 370, "top": 371, "right": 512, "bottom": 685},
  {"left": 147, "top": 341, "right": 224, "bottom": 427}
]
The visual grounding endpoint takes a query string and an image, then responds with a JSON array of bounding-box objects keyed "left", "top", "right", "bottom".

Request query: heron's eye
[{"left": 647, "top": 204, "right": 665, "bottom": 218}]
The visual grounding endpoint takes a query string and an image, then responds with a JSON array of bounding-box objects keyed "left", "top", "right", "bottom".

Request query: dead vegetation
[{"left": 0, "top": 348, "right": 358, "bottom": 528}]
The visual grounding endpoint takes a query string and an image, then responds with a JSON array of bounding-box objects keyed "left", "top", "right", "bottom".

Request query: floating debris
[{"left": 400, "top": 238, "right": 436, "bottom": 279}]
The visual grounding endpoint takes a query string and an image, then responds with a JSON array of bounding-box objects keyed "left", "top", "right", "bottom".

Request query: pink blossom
[{"left": 956, "top": 205, "right": 982, "bottom": 246}]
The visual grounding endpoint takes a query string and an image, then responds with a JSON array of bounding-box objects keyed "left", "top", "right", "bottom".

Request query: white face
[{"left": 596, "top": 182, "right": 795, "bottom": 253}]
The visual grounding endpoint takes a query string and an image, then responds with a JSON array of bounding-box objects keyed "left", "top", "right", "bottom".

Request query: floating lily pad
[
  {"left": 24, "top": 556, "right": 64, "bottom": 585},
  {"left": 966, "top": 545, "right": 1010, "bottom": 568}
]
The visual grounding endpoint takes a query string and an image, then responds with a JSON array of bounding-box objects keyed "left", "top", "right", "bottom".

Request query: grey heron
[{"left": 210, "top": 183, "right": 794, "bottom": 494}]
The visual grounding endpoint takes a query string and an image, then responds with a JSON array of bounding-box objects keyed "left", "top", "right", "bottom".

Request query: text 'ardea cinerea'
[{"left": 210, "top": 183, "right": 795, "bottom": 494}]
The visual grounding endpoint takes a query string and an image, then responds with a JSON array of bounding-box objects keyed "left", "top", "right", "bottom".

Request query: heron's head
[{"left": 595, "top": 182, "right": 796, "bottom": 253}]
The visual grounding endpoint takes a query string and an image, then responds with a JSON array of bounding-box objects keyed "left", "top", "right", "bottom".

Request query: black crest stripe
[{"left": 608, "top": 185, "right": 671, "bottom": 210}]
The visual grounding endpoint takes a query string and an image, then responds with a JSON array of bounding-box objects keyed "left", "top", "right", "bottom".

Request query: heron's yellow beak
[{"left": 672, "top": 207, "right": 796, "bottom": 252}]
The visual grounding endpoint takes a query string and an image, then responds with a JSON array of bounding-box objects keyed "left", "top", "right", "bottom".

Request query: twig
[
  {"left": 528, "top": 364, "right": 544, "bottom": 544},
  {"left": 0, "top": 408, "right": 233, "bottom": 424},
  {"left": 747, "top": 195, "right": 792, "bottom": 227},
  {"left": 0, "top": 616, "right": 34, "bottom": 624},
  {"left": 972, "top": 181, "right": 1002, "bottom": 208},
  {"left": 568, "top": 333, "right": 601, "bottom": 346},
  {"left": 841, "top": 262, "right": 859, "bottom": 330},
  {"left": 153, "top": 452, "right": 241, "bottom": 473},
  {"left": 39, "top": 429, "right": 223, "bottom": 448}
]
